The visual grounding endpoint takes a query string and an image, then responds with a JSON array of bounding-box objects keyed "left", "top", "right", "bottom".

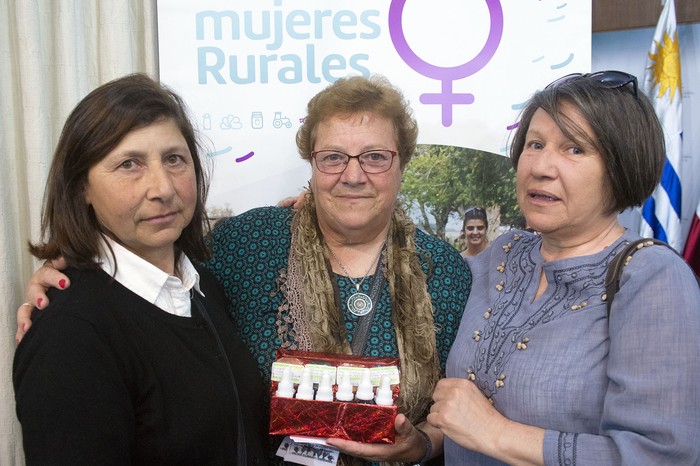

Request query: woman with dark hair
[
  {"left": 460, "top": 207, "right": 489, "bottom": 258},
  {"left": 428, "top": 71, "right": 700, "bottom": 464},
  {"left": 13, "top": 74, "right": 266, "bottom": 464}
]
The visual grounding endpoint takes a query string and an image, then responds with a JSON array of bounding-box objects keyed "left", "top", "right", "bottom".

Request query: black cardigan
[{"left": 14, "top": 265, "right": 267, "bottom": 465}]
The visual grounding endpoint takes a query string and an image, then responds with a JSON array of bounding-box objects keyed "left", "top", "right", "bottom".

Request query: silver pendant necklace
[{"left": 326, "top": 240, "right": 386, "bottom": 317}]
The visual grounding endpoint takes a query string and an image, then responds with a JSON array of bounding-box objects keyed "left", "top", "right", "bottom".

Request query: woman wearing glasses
[
  {"left": 213, "top": 75, "right": 472, "bottom": 463},
  {"left": 461, "top": 207, "right": 489, "bottom": 258},
  {"left": 427, "top": 71, "right": 700, "bottom": 464}
]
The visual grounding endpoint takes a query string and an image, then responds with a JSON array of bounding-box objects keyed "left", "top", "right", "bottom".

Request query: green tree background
[{"left": 400, "top": 144, "right": 520, "bottom": 241}]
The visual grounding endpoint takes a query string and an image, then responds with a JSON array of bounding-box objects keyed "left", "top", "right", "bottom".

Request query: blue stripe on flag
[
  {"left": 642, "top": 196, "right": 669, "bottom": 243},
  {"left": 660, "top": 158, "right": 682, "bottom": 217}
]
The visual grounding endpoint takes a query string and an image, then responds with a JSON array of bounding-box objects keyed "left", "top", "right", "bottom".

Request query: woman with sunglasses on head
[
  {"left": 461, "top": 207, "right": 489, "bottom": 258},
  {"left": 428, "top": 71, "right": 700, "bottom": 465}
]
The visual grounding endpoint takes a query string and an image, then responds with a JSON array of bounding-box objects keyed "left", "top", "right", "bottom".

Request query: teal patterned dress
[
  {"left": 207, "top": 206, "right": 471, "bottom": 464},
  {"left": 206, "top": 206, "right": 472, "bottom": 385}
]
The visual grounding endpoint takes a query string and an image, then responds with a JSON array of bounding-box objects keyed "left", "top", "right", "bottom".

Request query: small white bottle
[
  {"left": 295, "top": 366, "right": 315, "bottom": 400},
  {"left": 354, "top": 368, "right": 375, "bottom": 404},
  {"left": 374, "top": 375, "right": 394, "bottom": 406},
  {"left": 315, "top": 372, "right": 335, "bottom": 401},
  {"left": 335, "top": 371, "right": 355, "bottom": 402},
  {"left": 275, "top": 367, "right": 295, "bottom": 398}
]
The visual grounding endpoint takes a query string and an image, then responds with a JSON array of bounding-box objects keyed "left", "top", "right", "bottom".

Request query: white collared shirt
[{"left": 97, "top": 237, "right": 203, "bottom": 317}]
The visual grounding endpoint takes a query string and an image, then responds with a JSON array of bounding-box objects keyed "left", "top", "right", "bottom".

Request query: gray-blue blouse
[{"left": 446, "top": 229, "right": 700, "bottom": 465}]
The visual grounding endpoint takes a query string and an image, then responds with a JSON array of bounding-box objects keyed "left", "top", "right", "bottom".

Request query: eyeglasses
[
  {"left": 545, "top": 70, "right": 638, "bottom": 98},
  {"left": 465, "top": 225, "right": 486, "bottom": 232},
  {"left": 311, "top": 149, "right": 398, "bottom": 174}
]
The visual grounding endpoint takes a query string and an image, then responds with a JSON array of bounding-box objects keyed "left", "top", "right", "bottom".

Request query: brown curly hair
[{"left": 296, "top": 75, "right": 418, "bottom": 170}]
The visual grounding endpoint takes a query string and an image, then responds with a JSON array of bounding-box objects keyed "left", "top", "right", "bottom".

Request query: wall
[
  {"left": 593, "top": 0, "right": 700, "bottom": 32},
  {"left": 592, "top": 23, "right": 700, "bottom": 246}
]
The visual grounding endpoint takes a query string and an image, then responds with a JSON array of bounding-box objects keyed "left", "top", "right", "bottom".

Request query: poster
[{"left": 157, "top": 0, "right": 591, "bottom": 217}]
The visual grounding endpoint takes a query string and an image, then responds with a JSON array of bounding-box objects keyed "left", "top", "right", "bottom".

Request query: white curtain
[{"left": 0, "top": 1, "right": 157, "bottom": 463}]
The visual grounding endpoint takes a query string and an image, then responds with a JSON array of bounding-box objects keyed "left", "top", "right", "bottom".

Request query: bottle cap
[
  {"left": 295, "top": 366, "right": 315, "bottom": 400},
  {"left": 315, "top": 372, "right": 334, "bottom": 401},
  {"left": 335, "top": 371, "right": 355, "bottom": 402},
  {"left": 355, "top": 368, "right": 375, "bottom": 401},
  {"left": 275, "top": 367, "right": 295, "bottom": 398},
  {"left": 374, "top": 375, "right": 394, "bottom": 406}
]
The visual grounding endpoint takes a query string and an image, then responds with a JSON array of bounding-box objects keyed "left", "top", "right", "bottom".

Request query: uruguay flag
[{"left": 639, "top": 0, "right": 684, "bottom": 252}]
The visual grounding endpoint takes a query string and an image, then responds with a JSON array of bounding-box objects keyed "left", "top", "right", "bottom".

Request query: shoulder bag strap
[{"left": 605, "top": 238, "right": 698, "bottom": 315}]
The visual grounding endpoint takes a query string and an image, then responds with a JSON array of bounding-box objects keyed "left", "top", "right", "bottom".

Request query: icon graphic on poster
[
  {"left": 273, "top": 112, "right": 293, "bottom": 129},
  {"left": 251, "top": 111, "right": 264, "bottom": 129},
  {"left": 202, "top": 113, "right": 212, "bottom": 130},
  {"left": 220, "top": 115, "right": 243, "bottom": 130},
  {"left": 388, "top": 0, "right": 503, "bottom": 127}
]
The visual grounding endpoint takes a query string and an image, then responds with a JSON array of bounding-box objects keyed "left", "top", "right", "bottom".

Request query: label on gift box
[
  {"left": 336, "top": 365, "right": 400, "bottom": 386},
  {"left": 271, "top": 361, "right": 337, "bottom": 384},
  {"left": 270, "top": 361, "right": 305, "bottom": 383}
]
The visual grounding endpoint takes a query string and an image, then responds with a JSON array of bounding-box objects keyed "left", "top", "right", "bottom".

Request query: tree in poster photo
[{"left": 400, "top": 145, "right": 518, "bottom": 240}]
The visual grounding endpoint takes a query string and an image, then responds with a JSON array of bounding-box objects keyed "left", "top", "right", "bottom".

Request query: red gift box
[{"left": 269, "top": 349, "right": 400, "bottom": 444}]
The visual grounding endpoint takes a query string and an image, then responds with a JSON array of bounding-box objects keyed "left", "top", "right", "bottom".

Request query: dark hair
[
  {"left": 509, "top": 72, "right": 665, "bottom": 214},
  {"left": 29, "top": 73, "right": 210, "bottom": 268},
  {"left": 296, "top": 75, "right": 418, "bottom": 170},
  {"left": 462, "top": 207, "right": 488, "bottom": 231}
]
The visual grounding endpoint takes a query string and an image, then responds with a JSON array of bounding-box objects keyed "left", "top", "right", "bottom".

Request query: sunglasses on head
[
  {"left": 545, "top": 70, "right": 638, "bottom": 98},
  {"left": 465, "top": 225, "right": 486, "bottom": 232}
]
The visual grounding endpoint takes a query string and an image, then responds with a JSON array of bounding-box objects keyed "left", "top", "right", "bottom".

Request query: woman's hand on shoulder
[
  {"left": 276, "top": 191, "right": 308, "bottom": 211},
  {"left": 16, "top": 257, "right": 70, "bottom": 344}
]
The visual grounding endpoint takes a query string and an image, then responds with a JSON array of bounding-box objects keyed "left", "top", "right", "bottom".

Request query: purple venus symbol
[{"left": 389, "top": 0, "right": 504, "bottom": 127}]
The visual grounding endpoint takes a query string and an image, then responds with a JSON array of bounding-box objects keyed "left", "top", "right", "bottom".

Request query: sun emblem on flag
[{"left": 647, "top": 31, "right": 682, "bottom": 102}]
